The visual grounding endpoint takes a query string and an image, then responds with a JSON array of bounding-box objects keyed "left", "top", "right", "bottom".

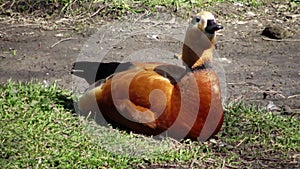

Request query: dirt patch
[{"left": 0, "top": 2, "right": 299, "bottom": 112}]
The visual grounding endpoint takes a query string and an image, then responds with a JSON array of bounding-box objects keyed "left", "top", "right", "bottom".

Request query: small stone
[
  {"left": 285, "top": 14, "right": 300, "bottom": 19},
  {"left": 148, "top": 34, "right": 159, "bottom": 40},
  {"left": 210, "top": 139, "right": 217, "bottom": 144},
  {"left": 264, "top": 8, "right": 269, "bottom": 13},
  {"left": 173, "top": 53, "right": 182, "bottom": 59},
  {"left": 234, "top": 2, "right": 243, "bottom": 7},
  {"left": 247, "top": 11, "right": 256, "bottom": 17},
  {"left": 156, "top": 5, "right": 167, "bottom": 12},
  {"left": 237, "top": 21, "right": 248, "bottom": 25},
  {"left": 55, "top": 33, "right": 64, "bottom": 37},
  {"left": 266, "top": 101, "right": 281, "bottom": 112},
  {"left": 167, "top": 17, "right": 176, "bottom": 24},
  {"left": 218, "top": 57, "right": 231, "bottom": 64},
  {"left": 282, "top": 105, "right": 293, "bottom": 115},
  {"left": 153, "top": 34, "right": 159, "bottom": 39}
]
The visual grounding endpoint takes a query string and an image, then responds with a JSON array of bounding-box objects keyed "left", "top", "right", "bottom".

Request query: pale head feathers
[
  {"left": 187, "top": 11, "right": 222, "bottom": 41},
  {"left": 182, "top": 11, "right": 223, "bottom": 68}
]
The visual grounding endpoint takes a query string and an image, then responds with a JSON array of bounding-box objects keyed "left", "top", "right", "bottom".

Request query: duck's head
[
  {"left": 189, "top": 11, "right": 223, "bottom": 42},
  {"left": 183, "top": 12, "right": 223, "bottom": 68}
]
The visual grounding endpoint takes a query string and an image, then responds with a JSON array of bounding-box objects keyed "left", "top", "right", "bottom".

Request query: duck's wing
[
  {"left": 79, "top": 62, "right": 187, "bottom": 91},
  {"left": 72, "top": 61, "right": 136, "bottom": 84},
  {"left": 153, "top": 64, "right": 187, "bottom": 84},
  {"left": 72, "top": 61, "right": 178, "bottom": 84}
]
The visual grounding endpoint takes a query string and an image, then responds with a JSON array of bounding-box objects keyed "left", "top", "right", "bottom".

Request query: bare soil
[{"left": 0, "top": 2, "right": 299, "bottom": 112}]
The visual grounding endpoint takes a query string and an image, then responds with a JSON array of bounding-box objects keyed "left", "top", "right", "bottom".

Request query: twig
[
  {"left": 287, "top": 94, "right": 300, "bottom": 99},
  {"left": 50, "top": 38, "right": 77, "bottom": 48},
  {"left": 69, "top": 0, "right": 78, "bottom": 12},
  {"left": 224, "top": 164, "right": 240, "bottom": 169},
  {"left": 149, "top": 164, "right": 180, "bottom": 168},
  {"left": 254, "top": 89, "right": 286, "bottom": 99},
  {"left": 10, "top": 0, "right": 15, "bottom": 9},
  {"left": 71, "top": 69, "right": 84, "bottom": 73},
  {"left": 189, "top": 159, "right": 196, "bottom": 168},
  {"left": 221, "top": 159, "right": 226, "bottom": 169},
  {"left": 218, "top": 39, "right": 237, "bottom": 43},
  {"left": 0, "top": 30, "right": 6, "bottom": 35},
  {"left": 284, "top": 14, "right": 300, "bottom": 19},
  {"left": 235, "top": 137, "right": 247, "bottom": 148},
  {"left": 0, "top": 24, "right": 39, "bottom": 30},
  {"left": 227, "top": 82, "right": 261, "bottom": 87},
  {"left": 0, "top": 1, "right": 10, "bottom": 8},
  {"left": 132, "top": 12, "right": 148, "bottom": 25},
  {"left": 90, "top": 5, "right": 107, "bottom": 18},
  {"left": 262, "top": 37, "right": 300, "bottom": 42}
]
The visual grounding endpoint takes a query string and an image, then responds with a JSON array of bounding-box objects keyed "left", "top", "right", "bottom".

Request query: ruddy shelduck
[{"left": 78, "top": 11, "right": 224, "bottom": 141}]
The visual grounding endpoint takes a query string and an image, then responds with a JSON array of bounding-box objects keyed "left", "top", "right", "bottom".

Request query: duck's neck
[{"left": 182, "top": 29, "right": 216, "bottom": 69}]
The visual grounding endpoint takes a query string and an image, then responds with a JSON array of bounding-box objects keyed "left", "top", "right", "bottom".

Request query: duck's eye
[{"left": 195, "top": 17, "right": 201, "bottom": 22}]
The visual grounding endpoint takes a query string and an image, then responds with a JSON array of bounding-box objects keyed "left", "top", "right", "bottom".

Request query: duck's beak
[{"left": 205, "top": 20, "right": 223, "bottom": 34}]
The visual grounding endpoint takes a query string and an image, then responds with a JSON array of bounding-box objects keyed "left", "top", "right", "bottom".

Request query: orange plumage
[{"left": 78, "top": 11, "right": 224, "bottom": 141}]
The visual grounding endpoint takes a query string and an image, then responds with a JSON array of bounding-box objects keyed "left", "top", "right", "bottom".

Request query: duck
[{"left": 77, "top": 11, "right": 224, "bottom": 141}]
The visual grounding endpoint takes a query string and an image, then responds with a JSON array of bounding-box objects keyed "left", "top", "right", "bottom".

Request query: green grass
[
  {"left": 0, "top": 0, "right": 281, "bottom": 17},
  {"left": 0, "top": 81, "right": 299, "bottom": 168},
  {"left": 1, "top": 0, "right": 299, "bottom": 18}
]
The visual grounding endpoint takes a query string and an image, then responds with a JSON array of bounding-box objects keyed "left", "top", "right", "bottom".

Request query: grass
[
  {"left": 1, "top": 0, "right": 298, "bottom": 31},
  {"left": 0, "top": 81, "right": 299, "bottom": 168},
  {"left": 1, "top": 0, "right": 293, "bottom": 17}
]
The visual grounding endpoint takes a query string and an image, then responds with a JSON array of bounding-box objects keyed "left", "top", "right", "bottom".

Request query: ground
[{"left": 1, "top": 2, "right": 299, "bottom": 113}]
